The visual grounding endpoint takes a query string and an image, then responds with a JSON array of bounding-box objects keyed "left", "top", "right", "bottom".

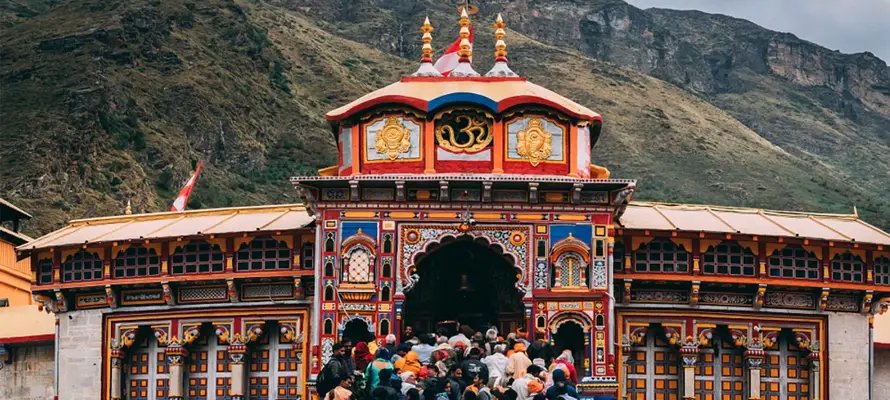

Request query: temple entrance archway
[
  {"left": 342, "top": 318, "right": 374, "bottom": 343},
  {"left": 403, "top": 235, "right": 524, "bottom": 336},
  {"left": 553, "top": 320, "right": 586, "bottom": 375}
]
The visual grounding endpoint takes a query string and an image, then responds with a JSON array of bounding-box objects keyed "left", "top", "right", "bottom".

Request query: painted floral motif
[
  {"left": 374, "top": 117, "right": 412, "bottom": 160},
  {"left": 591, "top": 260, "right": 607, "bottom": 289},
  {"left": 764, "top": 291, "right": 815, "bottom": 309},
  {"left": 698, "top": 292, "right": 754, "bottom": 306},
  {"left": 825, "top": 294, "right": 859, "bottom": 311},
  {"left": 630, "top": 290, "right": 688, "bottom": 303}
]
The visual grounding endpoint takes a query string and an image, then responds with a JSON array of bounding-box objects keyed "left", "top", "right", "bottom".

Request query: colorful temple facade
[{"left": 15, "top": 11, "right": 890, "bottom": 400}]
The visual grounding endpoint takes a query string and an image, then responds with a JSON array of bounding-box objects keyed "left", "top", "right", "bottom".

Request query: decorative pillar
[
  {"left": 109, "top": 346, "right": 124, "bottom": 400},
  {"left": 620, "top": 336, "right": 631, "bottom": 400},
  {"left": 745, "top": 340, "right": 765, "bottom": 400},
  {"left": 229, "top": 344, "right": 248, "bottom": 400},
  {"left": 680, "top": 339, "right": 699, "bottom": 400},
  {"left": 165, "top": 344, "right": 188, "bottom": 399},
  {"left": 809, "top": 342, "right": 821, "bottom": 400}
]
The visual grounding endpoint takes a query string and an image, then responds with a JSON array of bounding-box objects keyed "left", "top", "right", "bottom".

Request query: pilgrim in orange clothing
[{"left": 394, "top": 351, "right": 422, "bottom": 375}]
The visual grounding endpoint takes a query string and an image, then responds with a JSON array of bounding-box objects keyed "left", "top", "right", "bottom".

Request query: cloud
[{"left": 625, "top": 0, "right": 890, "bottom": 62}]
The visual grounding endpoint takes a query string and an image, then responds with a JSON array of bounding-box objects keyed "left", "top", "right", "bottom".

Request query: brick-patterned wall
[
  {"left": 828, "top": 312, "right": 869, "bottom": 400},
  {"left": 876, "top": 347, "right": 890, "bottom": 400},
  {"left": 58, "top": 309, "right": 103, "bottom": 400},
  {"left": 0, "top": 343, "right": 54, "bottom": 400}
]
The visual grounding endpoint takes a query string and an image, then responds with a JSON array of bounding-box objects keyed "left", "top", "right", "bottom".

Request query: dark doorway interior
[
  {"left": 342, "top": 318, "right": 374, "bottom": 343},
  {"left": 404, "top": 236, "right": 524, "bottom": 335},
  {"left": 553, "top": 321, "right": 586, "bottom": 375}
]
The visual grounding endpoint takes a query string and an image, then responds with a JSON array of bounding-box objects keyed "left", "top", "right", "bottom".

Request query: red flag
[
  {"left": 434, "top": 24, "right": 474, "bottom": 76},
  {"left": 171, "top": 161, "right": 203, "bottom": 212}
]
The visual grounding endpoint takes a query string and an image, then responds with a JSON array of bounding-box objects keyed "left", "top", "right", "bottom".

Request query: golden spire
[
  {"left": 457, "top": 7, "right": 472, "bottom": 60},
  {"left": 412, "top": 16, "right": 441, "bottom": 76},
  {"left": 494, "top": 13, "right": 507, "bottom": 60},
  {"left": 421, "top": 16, "right": 434, "bottom": 61},
  {"left": 449, "top": 6, "right": 480, "bottom": 77},
  {"left": 125, "top": 200, "right": 132, "bottom": 215},
  {"left": 485, "top": 13, "right": 518, "bottom": 77}
]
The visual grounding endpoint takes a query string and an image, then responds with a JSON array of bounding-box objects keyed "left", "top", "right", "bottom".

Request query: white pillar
[
  {"left": 166, "top": 348, "right": 186, "bottom": 399},
  {"left": 110, "top": 349, "right": 123, "bottom": 400},
  {"left": 229, "top": 346, "right": 247, "bottom": 400},
  {"left": 681, "top": 352, "right": 698, "bottom": 400}
]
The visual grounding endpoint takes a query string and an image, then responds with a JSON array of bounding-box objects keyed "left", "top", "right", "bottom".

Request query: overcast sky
[{"left": 625, "top": 0, "right": 890, "bottom": 63}]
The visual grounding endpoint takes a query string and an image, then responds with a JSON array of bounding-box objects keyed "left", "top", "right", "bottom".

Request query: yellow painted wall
[{"left": 0, "top": 238, "right": 32, "bottom": 305}]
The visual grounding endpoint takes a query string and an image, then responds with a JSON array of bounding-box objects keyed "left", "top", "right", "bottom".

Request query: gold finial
[
  {"left": 421, "top": 16, "right": 434, "bottom": 62},
  {"left": 494, "top": 13, "right": 507, "bottom": 60},
  {"left": 125, "top": 200, "right": 132, "bottom": 215},
  {"left": 457, "top": 7, "right": 472, "bottom": 60}
]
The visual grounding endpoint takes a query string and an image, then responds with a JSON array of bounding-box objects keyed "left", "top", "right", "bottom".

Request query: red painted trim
[
  {"left": 400, "top": 76, "right": 526, "bottom": 83},
  {"left": 0, "top": 333, "right": 55, "bottom": 345},
  {"left": 326, "top": 96, "right": 429, "bottom": 121},
  {"left": 498, "top": 96, "right": 604, "bottom": 121},
  {"left": 875, "top": 342, "right": 890, "bottom": 349}
]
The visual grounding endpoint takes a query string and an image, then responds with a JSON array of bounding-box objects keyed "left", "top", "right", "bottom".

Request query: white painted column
[
  {"left": 681, "top": 350, "right": 699, "bottom": 400},
  {"left": 165, "top": 346, "right": 187, "bottom": 399},
  {"left": 109, "top": 348, "right": 123, "bottom": 400},
  {"left": 229, "top": 346, "right": 247, "bottom": 400}
]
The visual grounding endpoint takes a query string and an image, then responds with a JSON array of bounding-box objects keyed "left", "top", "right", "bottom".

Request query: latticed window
[
  {"left": 768, "top": 246, "right": 820, "bottom": 280},
  {"left": 761, "top": 332, "right": 810, "bottom": 400},
  {"left": 695, "top": 336, "right": 745, "bottom": 400},
  {"left": 553, "top": 253, "right": 587, "bottom": 288},
  {"left": 248, "top": 323, "right": 303, "bottom": 399},
  {"left": 633, "top": 239, "right": 690, "bottom": 273},
  {"left": 125, "top": 335, "right": 168, "bottom": 400},
  {"left": 831, "top": 252, "right": 865, "bottom": 283},
  {"left": 613, "top": 241, "right": 625, "bottom": 273},
  {"left": 235, "top": 238, "right": 292, "bottom": 272},
  {"left": 171, "top": 241, "right": 225, "bottom": 274},
  {"left": 342, "top": 245, "right": 374, "bottom": 283},
  {"left": 301, "top": 242, "right": 314, "bottom": 270},
  {"left": 62, "top": 250, "right": 103, "bottom": 282},
  {"left": 113, "top": 246, "right": 161, "bottom": 279},
  {"left": 37, "top": 258, "right": 54, "bottom": 285},
  {"left": 626, "top": 331, "right": 679, "bottom": 400},
  {"left": 875, "top": 256, "right": 890, "bottom": 285},
  {"left": 702, "top": 241, "right": 757, "bottom": 276}
]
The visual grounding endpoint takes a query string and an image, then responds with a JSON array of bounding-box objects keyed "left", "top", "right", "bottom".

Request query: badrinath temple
[{"left": 5, "top": 10, "right": 890, "bottom": 400}]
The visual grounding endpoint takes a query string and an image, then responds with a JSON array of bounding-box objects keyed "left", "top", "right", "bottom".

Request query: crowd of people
[{"left": 317, "top": 325, "right": 580, "bottom": 400}]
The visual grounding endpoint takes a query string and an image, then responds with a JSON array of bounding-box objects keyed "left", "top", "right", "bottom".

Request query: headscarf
[
  {"left": 354, "top": 342, "right": 375, "bottom": 372},
  {"left": 395, "top": 351, "right": 422, "bottom": 375},
  {"left": 532, "top": 358, "right": 546, "bottom": 369},
  {"left": 552, "top": 351, "right": 578, "bottom": 384},
  {"left": 527, "top": 380, "right": 544, "bottom": 394},
  {"left": 556, "top": 350, "right": 573, "bottom": 364}
]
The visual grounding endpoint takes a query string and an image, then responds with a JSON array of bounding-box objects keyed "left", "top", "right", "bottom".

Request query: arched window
[
  {"left": 62, "top": 250, "right": 103, "bottom": 282},
  {"left": 113, "top": 246, "right": 161, "bottom": 278},
  {"left": 831, "top": 251, "right": 865, "bottom": 283},
  {"left": 324, "top": 233, "right": 335, "bottom": 252},
  {"left": 380, "top": 286, "right": 392, "bottom": 302},
  {"left": 553, "top": 253, "right": 588, "bottom": 288},
  {"left": 383, "top": 234, "right": 393, "bottom": 253},
  {"left": 323, "top": 319, "right": 334, "bottom": 335},
  {"left": 613, "top": 241, "right": 625, "bottom": 273},
  {"left": 324, "top": 257, "right": 335, "bottom": 277},
  {"left": 301, "top": 241, "right": 315, "bottom": 270},
  {"left": 633, "top": 239, "right": 690, "bottom": 273},
  {"left": 340, "top": 232, "right": 377, "bottom": 284},
  {"left": 379, "top": 319, "right": 390, "bottom": 336},
  {"left": 595, "top": 314, "right": 605, "bottom": 328},
  {"left": 768, "top": 246, "right": 820, "bottom": 280},
  {"left": 381, "top": 258, "right": 392, "bottom": 278},
  {"left": 234, "top": 238, "right": 292, "bottom": 272},
  {"left": 171, "top": 241, "right": 224, "bottom": 274},
  {"left": 324, "top": 285, "right": 335, "bottom": 301},
  {"left": 702, "top": 241, "right": 756, "bottom": 276},
  {"left": 37, "top": 258, "right": 53, "bottom": 285},
  {"left": 875, "top": 256, "right": 890, "bottom": 285}
]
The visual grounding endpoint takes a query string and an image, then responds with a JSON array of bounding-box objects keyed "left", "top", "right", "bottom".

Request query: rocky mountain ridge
[{"left": 1, "top": 0, "right": 888, "bottom": 235}]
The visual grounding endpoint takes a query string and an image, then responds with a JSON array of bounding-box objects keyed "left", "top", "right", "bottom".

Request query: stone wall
[
  {"left": 827, "top": 312, "right": 869, "bottom": 400},
  {"left": 58, "top": 309, "right": 103, "bottom": 400},
  {"left": 0, "top": 343, "right": 54, "bottom": 400},
  {"left": 876, "top": 347, "right": 890, "bottom": 400}
]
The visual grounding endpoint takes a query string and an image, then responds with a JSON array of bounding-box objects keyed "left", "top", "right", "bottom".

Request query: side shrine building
[{"left": 16, "top": 11, "right": 890, "bottom": 400}]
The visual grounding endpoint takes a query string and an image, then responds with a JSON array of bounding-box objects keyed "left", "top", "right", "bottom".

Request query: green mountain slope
[{"left": 1, "top": 0, "right": 888, "bottom": 236}]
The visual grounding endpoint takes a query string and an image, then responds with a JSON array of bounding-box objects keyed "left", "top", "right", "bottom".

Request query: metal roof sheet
[
  {"left": 621, "top": 202, "right": 890, "bottom": 245},
  {"left": 18, "top": 204, "right": 313, "bottom": 252}
]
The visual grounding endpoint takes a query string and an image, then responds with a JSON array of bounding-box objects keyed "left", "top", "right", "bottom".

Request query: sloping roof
[
  {"left": 17, "top": 204, "right": 313, "bottom": 253},
  {"left": 0, "top": 197, "right": 33, "bottom": 221},
  {"left": 326, "top": 76, "right": 602, "bottom": 122},
  {"left": 620, "top": 202, "right": 890, "bottom": 245},
  {"left": 0, "top": 226, "right": 33, "bottom": 246},
  {"left": 0, "top": 305, "right": 54, "bottom": 345}
]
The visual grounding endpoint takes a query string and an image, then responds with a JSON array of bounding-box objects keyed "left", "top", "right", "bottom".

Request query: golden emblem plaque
[
  {"left": 516, "top": 118, "right": 553, "bottom": 166},
  {"left": 374, "top": 116, "right": 412, "bottom": 160}
]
